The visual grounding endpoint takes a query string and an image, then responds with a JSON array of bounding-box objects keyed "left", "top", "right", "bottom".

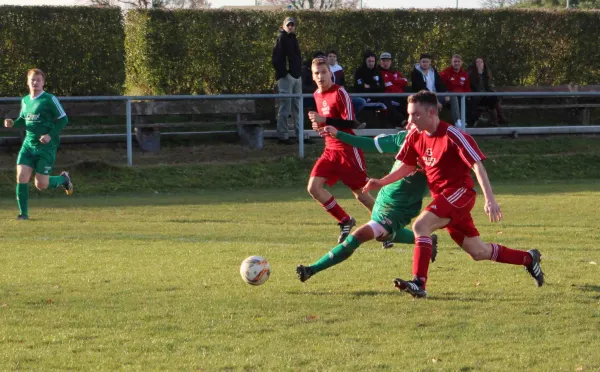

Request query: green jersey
[
  {"left": 15, "top": 91, "right": 67, "bottom": 149},
  {"left": 372, "top": 132, "right": 429, "bottom": 207}
]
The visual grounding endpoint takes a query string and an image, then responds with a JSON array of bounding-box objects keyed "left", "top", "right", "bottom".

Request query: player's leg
[
  {"left": 16, "top": 164, "right": 34, "bottom": 220},
  {"left": 36, "top": 152, "right": 73, "bottom": 195},
  {"left": 350, "top": 188, "right": 374, "bottom": 212},
  {"left": 15, "top": 148, "right": 37, "bottom": 220},
  {"left": 372, "top": 200, "right": 418, "bottom": 249},
  {"left": 296, "top": 222, "right": 378, "bottom": 282},
  {"left": 393, "top": 195, "right": 452, "bottom": 297},
  {"left": 459, "top": 235, "right": 544, "bottom": 287},
  {"left": 309, "top": 153, "right": 355, "bottom": 243}
]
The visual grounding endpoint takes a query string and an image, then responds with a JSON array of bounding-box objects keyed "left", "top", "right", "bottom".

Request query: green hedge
[
  {"left": 0, "top": 6, "right": 125, "bottom": 96},
  {"left": 125, "top": 8, "right": 600, "bottom": 95}
]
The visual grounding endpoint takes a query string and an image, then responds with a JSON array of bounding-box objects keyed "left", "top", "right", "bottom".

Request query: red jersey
[
  {"left": 314, "top": 84, "right": 357, "bottom": 150},
  {"left": 440, "top": 67, "right": 471, "bottom": 93},
  {"left": 380, "top": 68, "right": 408, "bottom": 93},
  {"left": 395, "top": 121, "right": 486, "bottom": 196}
]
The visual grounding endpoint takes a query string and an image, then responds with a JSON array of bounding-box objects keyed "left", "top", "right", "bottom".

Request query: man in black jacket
[
  {"left": 272, "top": 17, "right": 303, "bottom": 145},
  {"left": 410, "top": 53, "right": 449, "bottom": 109}
]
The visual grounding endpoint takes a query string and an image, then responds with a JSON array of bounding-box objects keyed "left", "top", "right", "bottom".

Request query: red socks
[
  {"left": 321, "top": 196, "right": 349, "bottom": 223},
  {"left": 413, "top": 236, "right": 433, "bottom": 287},
  {"left": 491, "top": 243, "right": 532, "bottom": 266}
]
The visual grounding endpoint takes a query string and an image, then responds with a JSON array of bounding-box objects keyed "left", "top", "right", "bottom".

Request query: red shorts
[
  {"left": 310, "top": 148, "right": 369, "bottom": 190},
  {"left": 425, "top": 187, "right": 480, "bottom": 246}
]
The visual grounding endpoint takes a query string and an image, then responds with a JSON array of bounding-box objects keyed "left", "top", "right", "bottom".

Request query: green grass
[{"left": 1, "top": 184, "right": 599, "bottom": 370}]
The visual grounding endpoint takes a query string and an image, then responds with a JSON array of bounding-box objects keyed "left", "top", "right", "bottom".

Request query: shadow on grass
[
  {"left": 576, "top": 284, "right": 600, "bottom": 293},
  {"left": 286, "top": 290, "right": 398, "bottom": 297}
]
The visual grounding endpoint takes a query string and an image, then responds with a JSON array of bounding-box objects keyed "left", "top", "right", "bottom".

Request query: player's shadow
[
  {"left": 576, "top": 284, "right": 600, "bottom": 292},
  {"left": 287, "top": 290, "right": 397, "bottom": 297}
]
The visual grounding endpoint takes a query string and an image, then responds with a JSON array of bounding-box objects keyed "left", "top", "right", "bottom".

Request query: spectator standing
[{"left": 272, "top": 16, "right": 302, "bottom": 145}]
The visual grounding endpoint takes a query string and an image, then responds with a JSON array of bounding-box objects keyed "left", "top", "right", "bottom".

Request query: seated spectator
[
  {"left": 379, "top": 51, "right": 408, "bottom": 125},
  {"left": 327, "top": 49, "right": 345, "bottom": 86},
  {"left": 410, "top": 53, "right": 449, "bottom": 108},
  {"left": 354, "top": 50, "right": 387, "bottom": 112},
  {"left": 467, "top": 57, "right": 509, "bottom": 126},
  {"left": 327, "top": 49, "right": 365, "bottom": 114},
  {"left": 440, "top": 54, "right": 470, "bottom": 128}
]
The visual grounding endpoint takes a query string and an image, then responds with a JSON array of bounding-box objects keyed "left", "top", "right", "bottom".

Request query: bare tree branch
[{"left": 259, "top": 0, "right": 359, "bottom": 9}]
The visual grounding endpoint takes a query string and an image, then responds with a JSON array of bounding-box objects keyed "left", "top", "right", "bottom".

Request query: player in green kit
[
  {"left": 3, "top": 68, "right": 73, "bottom": 220},
  {"left": 296, "top": 124, "right": 437, "bottom": 282}
]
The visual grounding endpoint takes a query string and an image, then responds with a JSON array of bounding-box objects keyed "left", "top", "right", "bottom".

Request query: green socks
[
  {"left": 16, "top": 183, "right": 29, "bottom": 217},
  {"left": 393, "top": 228, "right": 415, "bottom": 244},
  {"left": 48, "top": 175, "right": 66, "bottom": 189},
  {"left": 310, "top": 235, "right": 362, "bottom": 274}
]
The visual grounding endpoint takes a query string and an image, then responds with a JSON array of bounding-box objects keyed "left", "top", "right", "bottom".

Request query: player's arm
[
  {"left": 4, "top": 99, "right": 26, "bottom": 128},
  {"left": 363, "top": 162, "right": 416, "bottom": 193},
  {"left": 323, "top": 127, "right": 403, "bottom": 153},
  {"left": 46, "top": 95, "right": 69, "bottom": 141},
  {"left": 472, "top": 161, "right": 502, "bottom": 223}
]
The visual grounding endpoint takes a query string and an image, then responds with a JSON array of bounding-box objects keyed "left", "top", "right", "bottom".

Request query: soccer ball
[{"left": 240, "top": 256, "right": 271, "bottom": 286}]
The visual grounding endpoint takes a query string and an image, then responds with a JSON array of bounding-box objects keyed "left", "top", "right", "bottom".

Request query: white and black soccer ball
[{"left": 240, "top": 256, "right": 271, "bottom": 286}]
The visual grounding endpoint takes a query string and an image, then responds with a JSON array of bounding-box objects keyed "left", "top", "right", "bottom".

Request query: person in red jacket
[
  {"left": 379, "top": 52, "right": 408, "bottom": 126},
  {"left": 440, "top": 54, "right": 470, "bottom": 128}
]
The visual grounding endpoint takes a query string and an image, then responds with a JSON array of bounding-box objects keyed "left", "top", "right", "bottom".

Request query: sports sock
[
  {"left": 490, "top": 243, "right": 532, "bottom": 266},
  {"left": 48, "top": 175, "right": 66, "bottom": 189},
  {"left": 413, "top": 236, "right": 433, "bottom": 287},
  {"left": 320, "top": 196, "right": 350, "bottom": 223},
  {"left": 16, "top": 183, "right": 29, "bottom": 217},
  {"left": 310, "top": 235, "right": 361, "bottom": 274},
  {"left": 393, "top": 228, "right": 415, "bottom": 244}
]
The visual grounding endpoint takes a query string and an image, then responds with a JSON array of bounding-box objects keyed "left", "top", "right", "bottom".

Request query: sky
[{"left": 0, "top": 0, "right": 483, "bottom": 9}]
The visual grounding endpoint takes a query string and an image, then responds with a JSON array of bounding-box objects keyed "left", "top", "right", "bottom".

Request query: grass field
[{"left": 1, "top": 183, "right": 599, "bottom": 371}]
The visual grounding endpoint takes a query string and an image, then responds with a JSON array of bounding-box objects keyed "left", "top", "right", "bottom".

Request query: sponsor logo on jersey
[
  {"left": 321, "top": 99, "right": 330, "bottom": 116},
  {"left": 26, "top": 113, "right": 40, "bottom": 121},
  {"left": 423, "top": 148, "right": 437, "bottom": 167}
]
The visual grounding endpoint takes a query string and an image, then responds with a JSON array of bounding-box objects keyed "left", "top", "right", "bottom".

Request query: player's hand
[
  {"left": 362, "top": 178, "right": 382, "bottom": 193},
  {"left": 4, "top": 119, "right": 14, "bottom": 128},
  {"left": 364, "top": 84, "right": 371, "bottom": 89},
  {"left": 308, "top": 111, "right": 326, "bottom": 123},
  {"left": 322, "top": 126, "right": 338, "bottom": 137},
  {"left": 40, "top": 134, "right": 51, "bottom": 144},
  {"left": 484, "top": 199, "right": 503, "bottom": 223}
]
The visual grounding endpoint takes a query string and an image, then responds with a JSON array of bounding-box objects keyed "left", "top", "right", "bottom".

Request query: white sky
[{"left": 0, "top": 0, "right": 483, "bottom": 9}]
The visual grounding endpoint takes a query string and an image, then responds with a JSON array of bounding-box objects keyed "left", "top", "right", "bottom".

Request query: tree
[
  {"left": 480, "top": 0, "right": 600, "bottom": 8},
  {"left": 257, "top": 0, "right": 361, "bottom": 10},
  {"left": 86, "top": 0, "right": 211, "bottom": 9},
  {"left": 479, "top": 0, "right": 521, "bottom": 8}
]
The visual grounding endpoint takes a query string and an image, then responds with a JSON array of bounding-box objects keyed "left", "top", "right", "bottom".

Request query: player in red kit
[
  {"left": 308, "top": 58, "right": 375, "bottom": 244},
  {"left": 363, "top": 90, "right": 544, "bottom": 298}
]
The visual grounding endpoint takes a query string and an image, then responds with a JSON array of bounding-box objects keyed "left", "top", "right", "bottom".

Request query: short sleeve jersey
[
  {"left": 19, "top": 91, "right": 67, "bottom": 148},
  {"left": 314, "top": 84, "right": 356, "bottom": 150},
  {"left": 373, "top": 132, "right": 429, "bottom": 207},
  {"left": 395, "top": 121, "right": 486, "bottom": 196}
]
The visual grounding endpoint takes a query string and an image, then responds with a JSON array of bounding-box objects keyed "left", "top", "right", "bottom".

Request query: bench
[
  {"left": 473, "top": 84, "right": 600, "bottom": 126},
  {"left": 0, "top": 99, "right": 269, "bottom": 151}
]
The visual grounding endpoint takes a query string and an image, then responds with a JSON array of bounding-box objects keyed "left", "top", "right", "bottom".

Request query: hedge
[
  {"left": 1, "top": 7, "right": 599, "bottom": 97},
  {"left": 125, "top": 8, "right": 600, "bottom": 95},
  {"left": 0, "top": 6, "right": 125, "bottom": 96}
]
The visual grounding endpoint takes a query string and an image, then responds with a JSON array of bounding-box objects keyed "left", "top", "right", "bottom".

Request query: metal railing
[{"left": 1, "top": 91, "right": 600, "bottom": 166}]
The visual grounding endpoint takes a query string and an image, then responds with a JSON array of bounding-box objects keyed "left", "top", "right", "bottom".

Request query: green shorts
[
  {"left": 371, "top": 200, "right": 422, "bottom": 236},
  {"left": 17, "top": 146, "right": 56, "bottom": 175}
]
